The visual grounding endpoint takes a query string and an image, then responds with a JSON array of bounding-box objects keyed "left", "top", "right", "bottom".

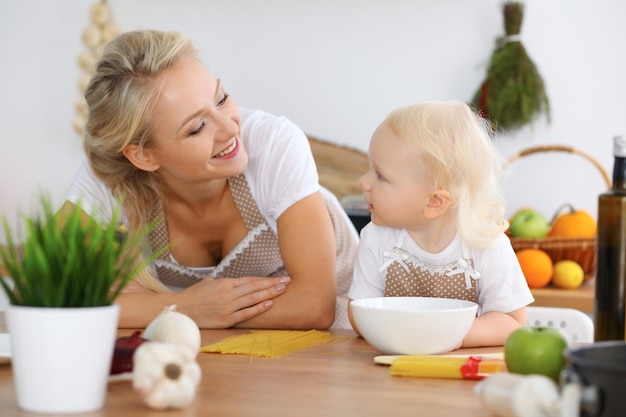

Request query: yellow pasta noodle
[
  {"left": 200, "top": 330, "right": 336, "bottom": 358},
  {"left": 390, "top": 355, "right": 506, "bottom": 380}
]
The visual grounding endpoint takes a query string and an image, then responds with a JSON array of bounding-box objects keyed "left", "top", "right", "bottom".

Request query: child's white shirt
[{"left": 348, "top": 223, "right": 534, "bottom": 316}]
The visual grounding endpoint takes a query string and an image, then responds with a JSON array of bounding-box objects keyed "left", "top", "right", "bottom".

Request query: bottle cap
[{"left": 614, "top": 136, "right": 626, "bottom": 157}]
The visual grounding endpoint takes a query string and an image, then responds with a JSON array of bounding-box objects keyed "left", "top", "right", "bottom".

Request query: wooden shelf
[{"left": 530, "top": 279, "right": 595, "bottom": 313}]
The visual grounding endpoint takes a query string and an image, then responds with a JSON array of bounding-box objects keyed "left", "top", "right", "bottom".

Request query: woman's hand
[
  {"left": 115, "top": 275, "right": 290, "bottom": 328},
  {"left": 178, "top": 276, "right": 291, "bottom": 328}
]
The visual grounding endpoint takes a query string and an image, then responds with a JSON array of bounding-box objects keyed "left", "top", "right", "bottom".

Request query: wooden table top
[{"left": 0, "top": 313, "right": 502, "bottom": 417}]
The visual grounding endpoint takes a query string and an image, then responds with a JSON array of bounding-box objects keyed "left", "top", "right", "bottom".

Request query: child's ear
[
  {"left": 123, "top": 144, "right": 160, "bottom": 172},
  {"left": 424, "top": 189, "right": 452, "bottom": 219}
]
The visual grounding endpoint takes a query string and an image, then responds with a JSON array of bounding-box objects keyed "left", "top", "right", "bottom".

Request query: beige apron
[
  {"left": 381, "top": 242, "right": 479, "bottom": 303},
  {"left": 149, "top": 174, "right": 357, "bottom": 328}
]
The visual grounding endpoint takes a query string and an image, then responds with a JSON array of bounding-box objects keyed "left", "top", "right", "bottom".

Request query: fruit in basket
[
  {"left": 509, "top": 208, "right": 550, "bottom": 239},
  {"left": 504, "top": 326, "right": 569, "bottom": 382},
  {"left": 516, "top": 248, "right": 553, "bottom": 288},
  {"left": 551, "top": 260, "right": 584, "bottom": 289},
  {"left": 548, "top": 203, "right": 596, "bottom": 238}
]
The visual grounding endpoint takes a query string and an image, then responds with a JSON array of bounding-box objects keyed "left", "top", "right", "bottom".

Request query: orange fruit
[
  {"left": 516, "top": 248, "right": 553, "bottom": 288},
  {"left": 548, "top": 204, "right": 596, "bottom": 238}
]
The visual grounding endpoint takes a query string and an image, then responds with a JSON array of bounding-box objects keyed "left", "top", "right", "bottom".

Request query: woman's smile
[{"left": 212, "top": 138, "right": 239, "bottom": 159}]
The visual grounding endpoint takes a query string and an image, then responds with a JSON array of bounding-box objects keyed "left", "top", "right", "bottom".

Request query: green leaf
[{"left": 0, "top": 193, "right": 167, "bottom": 308}]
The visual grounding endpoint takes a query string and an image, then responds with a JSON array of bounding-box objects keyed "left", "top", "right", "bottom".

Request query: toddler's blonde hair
[{"left": 384, "top": 101, "right": 508, "bottom": 249}]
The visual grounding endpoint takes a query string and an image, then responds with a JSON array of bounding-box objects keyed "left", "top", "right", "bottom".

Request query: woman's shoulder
[
  {"left": 239, "top": 108, "right": 319, "bottom": 221},
  {"left": 240, "top": 108, "right": 301, "bottom": 141},
  {"left": 240, "top": 107, "right": 276, "bottom": 126},
  {"left": 240, "top": 107, "right": 311, "bottom": 173},
  {"left": 66, "top": 160, "right": 118, "bottom": 223}
]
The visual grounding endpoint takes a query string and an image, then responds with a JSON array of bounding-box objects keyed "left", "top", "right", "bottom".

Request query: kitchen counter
[{"left": 0, "top": 313, "right": 502, "bottom": 417}]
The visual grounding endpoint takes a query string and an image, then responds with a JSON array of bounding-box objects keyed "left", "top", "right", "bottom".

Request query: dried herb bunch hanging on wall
[{"left": 471, "top": 1, "right": 550, "bottom": 132}]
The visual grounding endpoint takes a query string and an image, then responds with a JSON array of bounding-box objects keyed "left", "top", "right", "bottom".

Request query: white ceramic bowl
[{"left": 350, "top": 297, "right": 478, "bottom": 355}]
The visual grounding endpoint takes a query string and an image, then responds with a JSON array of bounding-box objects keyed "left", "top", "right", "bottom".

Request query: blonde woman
[
  {"left": 348, "top": 101, "right": 533, "bottom": 347},
  {"left": 62, "top": 30, "right": 358, "bottom": 329}
]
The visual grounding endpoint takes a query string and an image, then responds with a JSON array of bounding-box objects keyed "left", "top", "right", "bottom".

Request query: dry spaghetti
[{"left": 200, "top": 330, "right": 336, "bottom": 358}]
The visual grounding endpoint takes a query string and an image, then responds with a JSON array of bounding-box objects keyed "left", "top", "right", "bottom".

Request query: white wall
[{"left": 1, "top": 0, "right": 625, "bottom": 231}]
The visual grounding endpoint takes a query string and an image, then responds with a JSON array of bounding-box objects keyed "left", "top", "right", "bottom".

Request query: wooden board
[{"left": 308, "top": 136, "right": 369, "bottom": 201}]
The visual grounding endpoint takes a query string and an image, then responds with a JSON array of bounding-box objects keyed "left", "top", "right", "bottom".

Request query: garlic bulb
[
  {"left": 89, "top": 2, "right": 110, "bottom": 25},
  {"left": 474, "top": 373, "right": 559, "bottom": 417},
  {"left": 81, "top": 25, "right": 102, "bottom": 49},
  {"left": 74, "top": 0, "right": 119, "bottom": 137},
  {"left": 132, "top": 342, "right": 201, "bottom": 410},
  {"left": 144, "top": 305, "right": 201, "bottom": 355}
]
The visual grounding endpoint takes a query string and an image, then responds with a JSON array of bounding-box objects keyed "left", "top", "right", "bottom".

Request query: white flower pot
[{"left": 6, "top": 304, "right": 119, "bottom": 413}]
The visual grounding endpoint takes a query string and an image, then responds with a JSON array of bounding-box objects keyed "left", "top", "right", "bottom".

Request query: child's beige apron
[{"left": 381, "top": 242, "right": 479, "bottom": 303}]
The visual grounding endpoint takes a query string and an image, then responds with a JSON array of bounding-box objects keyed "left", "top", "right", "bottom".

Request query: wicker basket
[{"left": 506, "top": 145, "right": 611, "bottom": 280}]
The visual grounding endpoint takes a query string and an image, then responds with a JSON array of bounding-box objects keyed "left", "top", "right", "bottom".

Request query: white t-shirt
[
  {"left": 66, "top": 107, "right": 320, "bottom": 231},
  {"left": 67, "top": 108, "right": 358, "bottom": 329},
  {"left": 348, "top": 223, "right": 534, "bottom": 316}
]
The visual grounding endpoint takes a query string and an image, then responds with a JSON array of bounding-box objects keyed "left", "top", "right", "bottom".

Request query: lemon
[{"left": 552, "top": 260, "right": 584, "bottom": 289}]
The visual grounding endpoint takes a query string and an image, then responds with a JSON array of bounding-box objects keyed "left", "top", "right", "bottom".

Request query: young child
[{"left": 347, "top": 101, "right": 534, "bottom": 348}]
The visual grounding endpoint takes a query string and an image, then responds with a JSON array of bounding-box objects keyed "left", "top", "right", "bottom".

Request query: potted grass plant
[{"left": 0, "top": 194, "right": 158, "bottom": 414}]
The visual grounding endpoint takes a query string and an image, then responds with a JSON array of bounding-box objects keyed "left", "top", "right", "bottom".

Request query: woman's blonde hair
[
  {"left": 384, "top": 101, "right": 508, "bottom": 249},
  {"left": 84, "top": 30, "right": 198, "bottom": 291}
]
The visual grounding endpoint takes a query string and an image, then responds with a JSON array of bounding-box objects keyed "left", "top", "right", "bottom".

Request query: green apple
[
  {"left": 504, "top": 326, "right": 569, "bottom": 382},
  {"left": 509, "top": 208, "right": 550, "bottom": 238}
]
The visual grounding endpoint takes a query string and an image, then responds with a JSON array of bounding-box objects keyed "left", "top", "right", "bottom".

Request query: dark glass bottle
[{"left": 595, "top": 136, "right": 626, "bottom": 341}]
